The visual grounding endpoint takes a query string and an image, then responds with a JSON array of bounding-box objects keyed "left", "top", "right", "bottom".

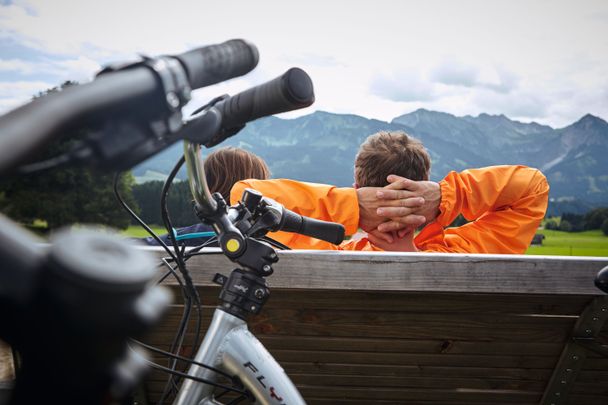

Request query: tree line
[
  {"left": 131, "top": 180, "right": 199, "bottom": 227},
  {"left": 0, "top": 82, "right": 198, "bottom": 233},
  {"left": 2, "top": 83, "right": 608, "bottom": 235},
  {"left": 545, "top": 208, "right": 608, "bottom": 236}
]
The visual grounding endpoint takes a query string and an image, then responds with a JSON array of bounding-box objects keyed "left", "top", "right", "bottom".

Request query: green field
[
  {"left": 123, "top": 225, "right": 608, "bottom": 257},
  {"left": 121, "top": 225, "right": 167, "bottom": 238},
  {"left": 526, "top": 229, "right": 608, "bottom": 257}
]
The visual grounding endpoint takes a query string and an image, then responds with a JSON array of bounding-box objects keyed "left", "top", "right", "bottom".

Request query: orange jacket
[{"left": 230, "top": 165, "right": 549, "bottom": 254}]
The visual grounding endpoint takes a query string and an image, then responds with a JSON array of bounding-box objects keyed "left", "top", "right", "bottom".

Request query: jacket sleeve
[
  {"left": 414, "top": 165, "right": 549, "bottom": 254},
  {"left": 230, "top": 179, "right": 359, "bottom": 250}
]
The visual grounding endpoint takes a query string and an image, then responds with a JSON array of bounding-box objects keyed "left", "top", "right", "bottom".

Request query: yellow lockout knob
[{"left": 226, "top": 238, "right": 241, "bottom": 253}]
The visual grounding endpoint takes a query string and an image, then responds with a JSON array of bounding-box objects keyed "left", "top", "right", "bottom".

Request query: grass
[
  {"left": 122, "top": 224, "right": 608, "bottom": 257},
  {"left": 526, "top": 229, "right": 608, "bottom": 257},
  {"left": 121, "top": 225, "right": 167, "bottom": 238}
]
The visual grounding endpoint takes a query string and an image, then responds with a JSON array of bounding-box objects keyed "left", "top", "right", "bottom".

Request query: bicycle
[
  {"left": 118, "top": 53, "right": 346, "bottom": 405},
  {"left": 0, "top": 37, "right": 344, "bottom": 404},
  {"left": 5, "top": 35, "right": 604, "bottom": 405}
]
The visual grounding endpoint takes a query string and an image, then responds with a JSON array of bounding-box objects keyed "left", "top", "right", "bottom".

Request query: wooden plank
[
  {"left": 144, "top": 362, "right": 553, "bottom": 382},
  {"left": 166, "top": 287, "right": 593, "bottom": 316},
  {"left": 146, "top": 350, "right": 557, "bottom": 370},
  {"left": 142, "top": 334, "right": 564, "bottom": 357},
  {"left": 270, "top": 350, "right": 558, "bottom": 369},
  {"left": 147, "top": 318, "right": 568, "bottom": 343},
  {"left": 303, "top": 400, "right": 535, "bottom": 405},
  {"left": 566, "top": 393, "right": 608, "bottom": 405},
  {"left": 148, "top": 248, "right": 608, "bottom": 295},
  {"left": 0, "top": 340, "right": 14, "bottom": 383},
  {"left": 144, "top": 381, "right": 541, "bottom": 404},
  {"left": 572, "top": 381, "right": 608, "bottom": 394},
  {"left": 295, "top": 385, "right": 541, "bottom": 403},
  {"left": 145, "top": 372, "right": 546, "bottom": 391},
  {"left": 149, "top": 305, "right": 576, "bottom": 341}
]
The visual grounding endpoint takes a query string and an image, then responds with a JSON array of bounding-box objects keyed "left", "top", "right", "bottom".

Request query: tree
[
  {"left": 544, "top": 217, "right": 559, "bottom": 230},
  {"left": 131, "top": 180, "right": 199, "bottom": 227},
  {"left": 561, "top": 212, "right": 584, "bottom": 232},
  {"left": 0, "top": 82, "right": 139, "bottom": 230},
  {"left": 559, "top": 219, "right": 573, "bottom": 232},
  {"left": 602, "top": 218, "right": 608, "bottom": 236},
  {"left": 584, "top": 207, "right": 608, "bottom": 230}
]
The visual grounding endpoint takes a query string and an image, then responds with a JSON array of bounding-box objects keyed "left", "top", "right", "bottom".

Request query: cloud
[
  {"left": 471, "top": 89, "right": 548, "bottom": 121},
  {"left": 430, "top": 61, "right": 479, "bottom": 87},
  {"left": 0, "top": 56, "right": 100, "bottom": 81},
  {"left": 281, "top": 53, "right": 344, "bottom": 68},
  {"left": 0, "top": 0, "right": 606, "bottom": 128},
  {"left": 481, "top": 67, "right": 519, "bottom": 94},
  {"left": 370, "top": 69, "right": 436, "bottom": 102},
  {"left": 0, "top": 79, "right": 54, "bottom": 112},
  {"left": 431, "top": 59, "right": 518, "bottom": 94}
]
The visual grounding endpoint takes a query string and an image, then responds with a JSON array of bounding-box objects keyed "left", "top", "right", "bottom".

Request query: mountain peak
[
  {"left": 577, "top": 113, "right": 606, "bottom": 124},
  {"left": 569, "top": 114, "right": 608, "bottom": 131}
]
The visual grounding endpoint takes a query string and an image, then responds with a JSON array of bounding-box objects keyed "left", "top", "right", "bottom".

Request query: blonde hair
[
  {"left": 204, "top": 147, "right": 270, "bottom": 200},
  {"left": 354, "top": 131, "right": 430, "bottom": 187}
]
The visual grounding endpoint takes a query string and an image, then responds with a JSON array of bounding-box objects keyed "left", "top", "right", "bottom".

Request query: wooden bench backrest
[{"left": 143, "top": 250, "right": 608, "bottom": 405}]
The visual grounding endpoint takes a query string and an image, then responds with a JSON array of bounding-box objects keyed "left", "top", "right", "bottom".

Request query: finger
[
  {"left": 377, "top": 215, "right": 425, "bottom": 232},
  {"left": 396, "top": 226, "right": 417, "bottom": 238},
  {"left": 386, "top": 174, "right": 407, "bottom": 184},
  {"left": 376, "top": 200, "right": 424, "bottom": 216},
  {"left": 385, "top": 176, "right": 416, "bottom": 190},
  {"left": 367, "top": 229, "right": 393, "bottom": 243},
  {"left": 366, "top": 232, "right": 385, "bottom": 247},
  {"left": 376, "top": 188, "right": 418, "bottom": 200},
  {"left": 376, "top": 221, "right": 407, "bottom": 233},
  {"left": 387, "top": 175, "right": 421, "bottom": 190}
]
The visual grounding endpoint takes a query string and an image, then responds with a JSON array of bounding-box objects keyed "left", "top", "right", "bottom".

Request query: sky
[{"left": 0, "top": 0, "right": 607, "bottom": 128}]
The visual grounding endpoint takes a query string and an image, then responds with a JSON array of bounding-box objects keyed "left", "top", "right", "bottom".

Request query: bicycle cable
[
  {"left": 112, "top": 171, "right": 200, "bottom": 402},
  {"left": 113, "top": 169, "right": 246, "bottom": 403},
  {"left": 157, "top": 155, "right": 204, "bottom": 403}
]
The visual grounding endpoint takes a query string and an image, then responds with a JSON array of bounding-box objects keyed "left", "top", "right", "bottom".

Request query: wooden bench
[
  {"left": 143, "top": 250, "right": 608, "bottom": 405},
  {"left": 2, "top": 251, "right": 607, "bottom": 404},
  {"left": 0, "top": 340, "right": 14, "bottom": 404}
]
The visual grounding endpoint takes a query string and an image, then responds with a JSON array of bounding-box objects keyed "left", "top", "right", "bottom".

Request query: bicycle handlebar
[
  {"left": 0, "top": 39, "right": 258, "bottom": 175},
  {"left": 213, "top": 67, "right": 314, "bottom": 141},
  {"left": 184, "top": 67, "right": 314, "bottom": 147},
  {"left": 174, "top": 39, "right": 259, "bottom": 89},
  {"left": 279, "top": 207, "right": 345, "bottom": 245},
  {"left": 596, "top": 265, "right": 608, "bottom": 294}
]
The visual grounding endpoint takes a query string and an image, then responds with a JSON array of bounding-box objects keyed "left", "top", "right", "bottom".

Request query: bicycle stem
[{"left": 184, "top": 140, "right": 218, "bottom": 215}]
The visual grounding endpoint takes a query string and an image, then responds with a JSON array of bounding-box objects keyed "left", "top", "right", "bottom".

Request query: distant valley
[{"left": 134, "top": 109, "right": 608, "bottom": 215}]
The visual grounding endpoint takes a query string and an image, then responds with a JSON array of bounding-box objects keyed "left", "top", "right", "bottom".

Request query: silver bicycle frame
[{"left": 173, "top": 140, "right": 305, "bottom": 405}]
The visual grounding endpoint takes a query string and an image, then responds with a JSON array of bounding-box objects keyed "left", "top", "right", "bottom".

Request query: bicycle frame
[
  {"left": 173, "top": 140, "right": 305, "bottom": 404},
  {"left": 174, "top": 309, "right": 304, "bottom": 404}
]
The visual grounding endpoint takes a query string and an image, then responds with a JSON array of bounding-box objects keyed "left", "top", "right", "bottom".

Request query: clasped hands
[{"left": 357, "top": 175, "right": 442, "bottom": 247}]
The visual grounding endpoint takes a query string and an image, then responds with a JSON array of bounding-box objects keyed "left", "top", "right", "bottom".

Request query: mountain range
[{"left": 134, "top": 110, "right": 608, "bottom": 214}]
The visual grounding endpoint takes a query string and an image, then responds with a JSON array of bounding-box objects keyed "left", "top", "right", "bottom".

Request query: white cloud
[
  {"left": 370, "top": 69, "right": 436, "bottom": 102},
  {"left": 0, "top": 59, "right": 38, "bottom": 74},
  {"left": 0, "top": 80, "right": 54, "bottom": 112},
  {"left": 0, "top": 0, "right": 607, "bottom": 126},
  {"left": 431, "top": 61, "right": 479, "bottom": 88},
  {"left": 471, "top": 89, "right": 548, "bottom": 121},
  {"left": 0, "top": 57, "right": 100, "bottom": 81}
]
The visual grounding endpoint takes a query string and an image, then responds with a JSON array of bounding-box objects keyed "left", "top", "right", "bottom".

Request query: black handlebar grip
[
  {"left": 216, "top": 67, "right": 314, "bottom": 130},
  {"left": 595, "top": 265, "right": 608, "bottom": 294},
  {"left": 280, "top": 208, "right": 345, "bottom": 245},
  {"left": 175, "top": 39, "right": 259, "bottom": 89}
]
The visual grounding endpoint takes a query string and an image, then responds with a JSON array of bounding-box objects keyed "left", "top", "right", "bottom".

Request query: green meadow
[
  {"left": 121, "top": 225, "right": 167, "bottom": 238},
  {"left": 526, "top": 229, "right": 608, "bottom": 257},
  {"left": 123, "top": 225, "right": 608, "bottom": 257}
]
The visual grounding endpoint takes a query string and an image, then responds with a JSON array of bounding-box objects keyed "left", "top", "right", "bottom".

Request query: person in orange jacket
[{"left": 230, "top": 131, "right": 549, "bottom": 254}]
